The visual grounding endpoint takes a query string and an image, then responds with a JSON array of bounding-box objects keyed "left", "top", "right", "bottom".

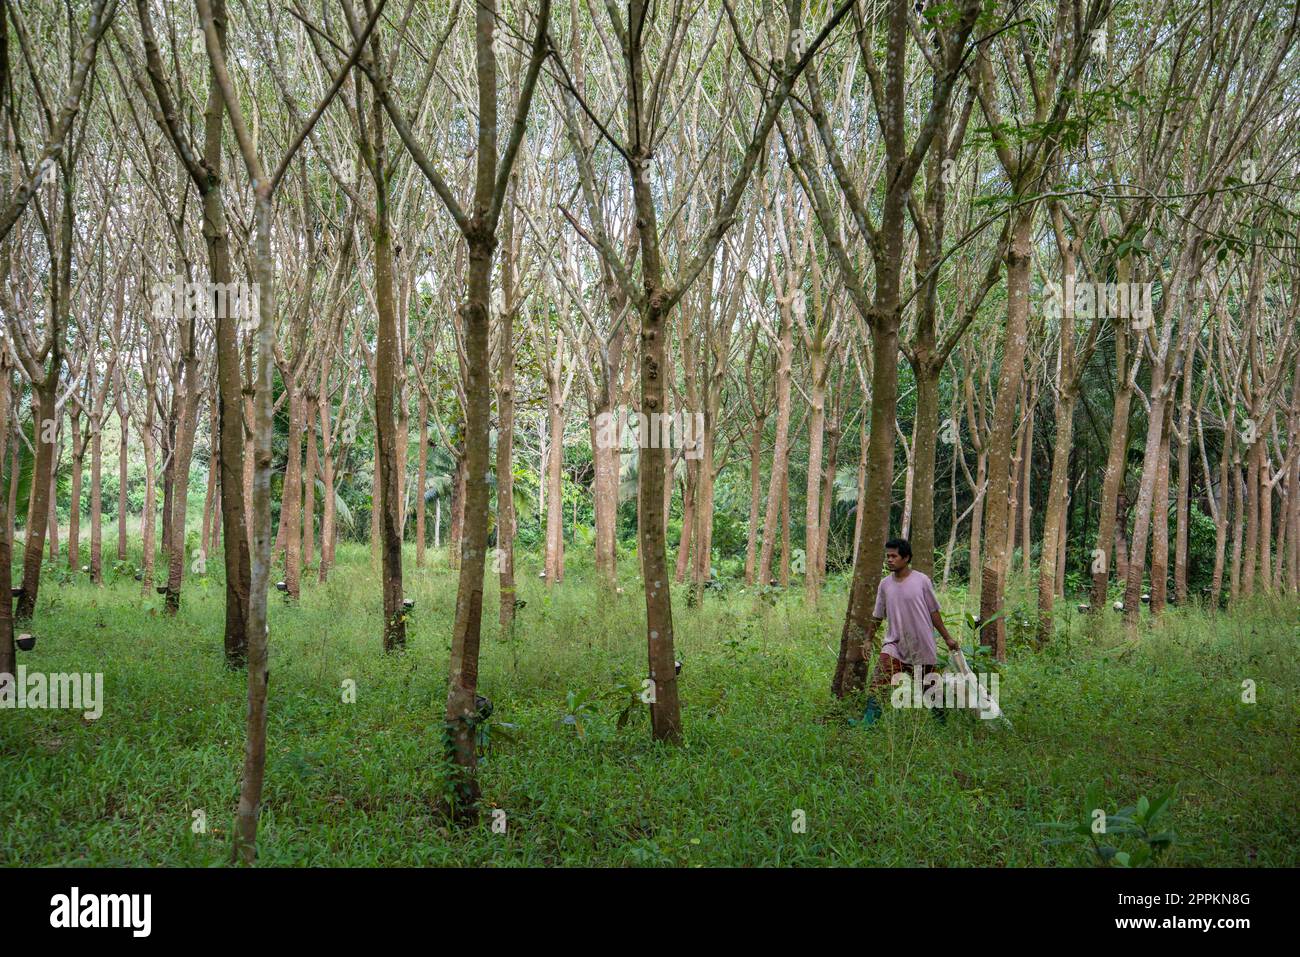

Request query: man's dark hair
[{"left": 885, "top": 538, "right": 912, "bottom": 561}]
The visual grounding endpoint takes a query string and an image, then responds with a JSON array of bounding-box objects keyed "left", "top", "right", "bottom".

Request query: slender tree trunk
[
  {"left": 16, "top": 381, "right": 57, "bottom": 621},
  {"left": 1122, "top": 371, "right": 1172, "bottom": 630},
  {"left": 804, "top": 344, "right": 826, "bottom": 601},
  {"left": 141, "top": 399, "right": 157, "bottom": 595},
  {"left": 910, "top": 362, "right": 940, "bottom": 578},
  {"left": 416, "top": 389, "right": 428, "bottom": 567},
  {"left": 1092, "top": 326, "right": 1132, "bottom": 608},
  {"left": 978, "top": 211, "right": 1034, "bottom": 659},
  {"left": 1173, "top": 335, "right": 1196, "bottom": 603},
  {"left": 674, "top": 457, "right": 697, "bottom": 583},
  {"left": 1242, "top": 431, "right": 1261, "bottom": 597},
  {"left": 1037, "top": 384, "right": 1077, "bottom": 640},
  {"left": 372, "top": 144, "right": 406, "bottom": 652},
  {"left": 163, "top": 338, "right": 200, "bottom": 614},
  {"left": 758, "top": 303, "right": 793, "bottom": 585},
  {"left": 852, "top": 413, "right": 868, "bottom": 568},
  {"left": 442, "top": 233, "right": 494, "bottom": 814},
  {"left": 117, "top": 396, "right": 129, "bottom": 562},
  {"left": 282, "top": 384, "right": 304, "bottom": 600},
  {"left": 0, "top": 370, "right": 14, "bottom": 682},
  {"left": 1150, "top": 399, "right": 1174, "bottom": 616},
  {"left": 544, "top": 380, "right": 565, "bottom": 585},
  {"left": 302, "top": 408, "right": 317, "bottom": 571},
  {"left": 90, "top": 416, "right": 104, "bottom": 585},
  {"left": 834, "top": 319, "right": 902, "bottom": 696},
  {"left": 744, "top": 415, "right": 765, "bottom": 584},
  {"left": 1230, "top": 460, "right": 1245, "bottom": 601},
  {"left": 68, "top": 413, "right": 83, "bottom": 572},
  {"left": 497, "top": 343, "right": 516, "bottom": 631},
  {"left": 688, "top": 415, "right": 716, "bottom": 606},
  {"left": 1020, "top": 382, "right": 1034, "bottom": 577}
]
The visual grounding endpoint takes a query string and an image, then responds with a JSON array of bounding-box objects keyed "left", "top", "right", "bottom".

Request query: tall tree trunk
[
  {"left": 758, "top": 302, "right": 793, "bottom": 585},
  {"left": 1150, "top": 399, "right": 1174, "bottom": 616},
  {"left": 744, "top": 415, "right": 765, "bottom": 584},
  {"left": 0, "top": 369, "right": 14, "bottom": 682},
  {"left": 141, "top": 398, "right": 157, "bottom": 595},
  {"left": 16, "top": 380, "right": 57, "bottom": 621},
  {"left": 416, "top": 389, "right": 428, "bottom": 567},
  {"left": 1122, "top": 371, "right": 1172, "bottom": 630},
  {"left": 834, "top": 319, "right": 902, "bottom": 696},
  {"left": 909, "top": 361, "right": 940, "bottom": 578},
  {"left": 978, "top": 211, "right": 1034, "bottom": 659},
  {"left": 1091, "top": 324, "right": 1132, "bottom": 608},
  {"left": 1037, "top": 376, "right": 1077, "bottom": 640},
  {"left": 1229, "top": 460, "right": 1245, "bottom": 601},
  {"left": 497, "top": 333, "right": 516, "bottom": 631},
  {"left": 543, "top": 378, "right": 565, "bottom": 585},
  {"left": 1020, "top": 382, "right": 1034, "bottom": 577},
  {"left": 163, "top": 334, "right": 200, "bottom": 615},
  {"left": 68, "top": 412, "right": 83, "bottom": 572},
  {"left": 1173, "top": 334, "right": 1196, "bottom": 604},
  {"left": 318, "top": 393, "right": 336, "bottom": 584},
  {"left": 372, "top": 135, "right": 406, "bottom": 652},
  {"left": 90, "top": 415, "right": 104, "bottom": 585},
  {"left": 804, "top": 342, "right": 827, "bottom": 601},
  {"left": 206, "top": 0, "right": 249, "bottom": 665},
  {"left": 302, "top": 407, "right": 317, "bottom": 571},
  {"left": 281, "top": 383, "right": 304, "bottom": 600},
  {"left": 117, "top": 391, "right": 129, "bottom": 561}
]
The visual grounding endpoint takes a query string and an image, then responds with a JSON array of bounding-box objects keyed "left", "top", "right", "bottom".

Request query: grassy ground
[{"left": 2, "top": 542, "right": 1297, "bottom": 866}]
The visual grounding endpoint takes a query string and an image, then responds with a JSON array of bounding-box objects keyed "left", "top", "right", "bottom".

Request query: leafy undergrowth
[{"left": 2, "top": 543, "right": 1297, "bottom": 866}]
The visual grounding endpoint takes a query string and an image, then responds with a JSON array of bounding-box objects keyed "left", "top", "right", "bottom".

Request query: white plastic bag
[{"left": 944, "top": 649, "right": 1004, "bottom": 721}]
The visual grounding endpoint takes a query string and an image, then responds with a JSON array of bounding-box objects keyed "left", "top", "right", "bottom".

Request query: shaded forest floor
[{"left": 2, "top": 543, "right": 1298, "bottom": 866}]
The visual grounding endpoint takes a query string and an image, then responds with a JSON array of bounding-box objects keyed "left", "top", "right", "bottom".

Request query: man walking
[{"left": 860, "top": 538, "right": 958, "bottom": 724}]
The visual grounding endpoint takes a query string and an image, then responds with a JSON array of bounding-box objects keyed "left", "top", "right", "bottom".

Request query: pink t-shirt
[{"left": 873, "top": 569, "right": 941, "bottom": 665}]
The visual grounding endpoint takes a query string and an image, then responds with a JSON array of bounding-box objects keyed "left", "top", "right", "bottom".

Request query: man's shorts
[{"left": 869, "top": 652, "right": 938, "bottom": 694}]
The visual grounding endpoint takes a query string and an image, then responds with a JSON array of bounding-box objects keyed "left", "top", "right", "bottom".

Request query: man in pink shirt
[{"left": 860, "top": 537, "right": 958, "bottom": 725}]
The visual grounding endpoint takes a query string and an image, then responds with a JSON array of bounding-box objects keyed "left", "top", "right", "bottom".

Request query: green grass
[{"left": 2, "top": 541, "right": 1298, "bottom": 866}]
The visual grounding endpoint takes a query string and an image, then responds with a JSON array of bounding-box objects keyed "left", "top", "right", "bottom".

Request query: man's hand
[
  {"left": 861, "top": 617, "right": 882, "bottom": 659},
  {"left": 932, "top": 609, "right": 958, "bottom": 652}
]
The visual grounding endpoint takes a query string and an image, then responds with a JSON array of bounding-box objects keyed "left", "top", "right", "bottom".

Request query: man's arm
[
  {"left": 862, "top": 616, "right": 883, "bottom": 658},
  {"left": 931, "top": 609, "right": 959, "bottom": 651}
]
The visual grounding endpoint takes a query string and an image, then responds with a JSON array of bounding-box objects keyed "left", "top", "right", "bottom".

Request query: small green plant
[
  {"left": 558, "top": 689, "right": 601, "bottom": 740},
  {"left": 1039, "top": 780, "right": 1178, "bottom": 866},
  {"left": 606, "top": 676, "right": 648, "bottom": 730}
]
